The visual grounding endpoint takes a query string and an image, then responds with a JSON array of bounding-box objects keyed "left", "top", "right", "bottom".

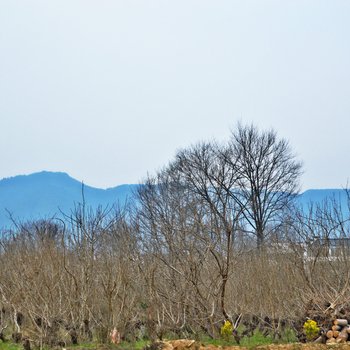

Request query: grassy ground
[
  {"left": 0, "top": 343, "right": 23, "bottom": 350},
  {"left": 200, "top": 329, "right": 297, "bottom": 349},
  {"left": 0, "top": 331, "right": 297, "bottom": 350}
]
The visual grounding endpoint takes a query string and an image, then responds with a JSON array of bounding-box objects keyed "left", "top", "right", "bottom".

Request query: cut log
[
  {"left": 336, "top": 337, "right": 346, "bottom": 343},
  {"left": 161, "top": 342, "right": 174, "bottom": 350},
  {"left": 326, "top": 330, "right": 334, "bottom": 339},
  {"left": 334, "top": 319, "right": 348, "bottom": 326},
  {"left": 326, "top": 337, "right": 336, "bottom": 344},
  {"left": 333, "top": 330, "right": 340, "bottom": 338},
  {"left": 168, "top": 339, "right": 197, "bottom": 350},
  {"left": 332, "top": 325, "right": 341, "bottom": 331},
  {"left": 338, "top": 328, "right": 349, "bottom": 342}
]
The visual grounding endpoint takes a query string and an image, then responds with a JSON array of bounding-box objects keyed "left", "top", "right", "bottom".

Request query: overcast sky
[{"left": 1, "top": 0, "right": 349, "bottom": 190}]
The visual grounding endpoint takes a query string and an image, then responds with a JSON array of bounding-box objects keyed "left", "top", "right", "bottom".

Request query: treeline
[{"left": 1, "top": 124, "right": 350, "bottom": 348}]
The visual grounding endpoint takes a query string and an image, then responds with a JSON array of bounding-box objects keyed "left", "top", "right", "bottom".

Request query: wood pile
[
  {"left": 325, "top": 319, "right": 350, "bottom": 344},
  {"left": 144, "top": 339, "right": 244, "bottom": 350}
]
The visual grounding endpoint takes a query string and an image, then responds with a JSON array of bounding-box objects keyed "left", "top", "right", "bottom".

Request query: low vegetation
[{"left": 1, "top": 124, "right": 350, "bottom": 349}]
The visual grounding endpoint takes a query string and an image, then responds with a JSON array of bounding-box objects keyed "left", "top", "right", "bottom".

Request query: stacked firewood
[{"left": 326, "top": 319, "right": 350, "bottom": 344}]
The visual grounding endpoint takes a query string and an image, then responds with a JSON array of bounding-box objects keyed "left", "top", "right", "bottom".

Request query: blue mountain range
[
  {"left": 0, "top": 171, "right": 348, "bottom": 228},
  {"left": 0, "top": 171, "right": 137, "bottom": 228}
]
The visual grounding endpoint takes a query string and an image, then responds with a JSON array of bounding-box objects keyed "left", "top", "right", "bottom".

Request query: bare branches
[
  {"left": 226, "top": 123, "right": 303, "bottom": 248},
  {"left": 5, "top": 124, "right": 350, "bottom": 345}
]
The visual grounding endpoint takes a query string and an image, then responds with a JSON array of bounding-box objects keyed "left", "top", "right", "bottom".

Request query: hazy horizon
[
  {"left": 1, "top": 1, "right": 349, "bottom": 190},
  {"left": 0, "top": 170, "right": 348, "bottom": 192}
]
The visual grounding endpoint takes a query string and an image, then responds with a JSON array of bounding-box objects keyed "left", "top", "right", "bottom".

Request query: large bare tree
[
  {"left": 167, "top": 142, "right": 244, "bottom": 324},
  {"left": 224, "top": 123, "right": 303, "bottom": 248}
]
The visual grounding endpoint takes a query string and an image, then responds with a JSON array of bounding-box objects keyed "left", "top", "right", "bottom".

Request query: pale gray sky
[{"left": 1, "top": 0, "right": 349, "bottom": 190}]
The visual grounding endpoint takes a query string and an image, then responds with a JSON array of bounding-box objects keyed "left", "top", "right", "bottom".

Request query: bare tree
[
  {"left": 136, "top": 170, "right": 218, "bottom": 337},
  {"left": 224, "top": 123, "right": 303, "bottom": 248},
  {"left": 172, "top": 142, "right": 244, "bottom": 323}
]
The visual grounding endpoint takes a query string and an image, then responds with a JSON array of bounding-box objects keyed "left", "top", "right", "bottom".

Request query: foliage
[
  {"left": 0, "top": 342, "right": 23, "bottom": 350},
  {"left": 199, "top": 328, "right": 297, "bottom": 349},
  {"left": 303, "top": 319, "right": 320, "bottom": 341},
  {"left": 240, "top": 331, "right": 275, "bottom": 349},
  {"left": 220, "top": 320, "right": 233, "bottom": 340},
  {"left": 117, "top": 339, "right": 150, "bottom": 350}
]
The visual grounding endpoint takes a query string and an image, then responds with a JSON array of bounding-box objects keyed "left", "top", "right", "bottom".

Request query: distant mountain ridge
[
  {"left": 0, "top": 171, "right": 348, "bottom": 228},
  {"left": 0, "top": 171, "right": 137, "bottom": 228}
]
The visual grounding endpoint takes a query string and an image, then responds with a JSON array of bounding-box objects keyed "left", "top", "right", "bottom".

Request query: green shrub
[
  {"left": 220, "top": 320, "right": 233, "bottom": 340},
  {"left": 303, "top": 319, "right": 320, "bottom": 341}
]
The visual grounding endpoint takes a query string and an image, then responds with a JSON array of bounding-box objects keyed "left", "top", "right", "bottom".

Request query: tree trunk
[
  {"left": 334, "top": 319, "right": 348, "bottom": 327},
  {"left": 256, "top": 226, "right": 264, "bottom": 249}
]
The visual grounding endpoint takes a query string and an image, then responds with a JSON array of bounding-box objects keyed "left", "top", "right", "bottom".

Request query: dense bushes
[
  {"left": 0, "top": 197, "right": 349, "bottom": 348},
  {"left": 0, "top": 125, "right": 349, "bottom": 347}
]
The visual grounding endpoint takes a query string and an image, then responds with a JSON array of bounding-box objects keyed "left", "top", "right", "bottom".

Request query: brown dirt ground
[{"left": 166, "top": 341, "right": 350, "bottom": 350}]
